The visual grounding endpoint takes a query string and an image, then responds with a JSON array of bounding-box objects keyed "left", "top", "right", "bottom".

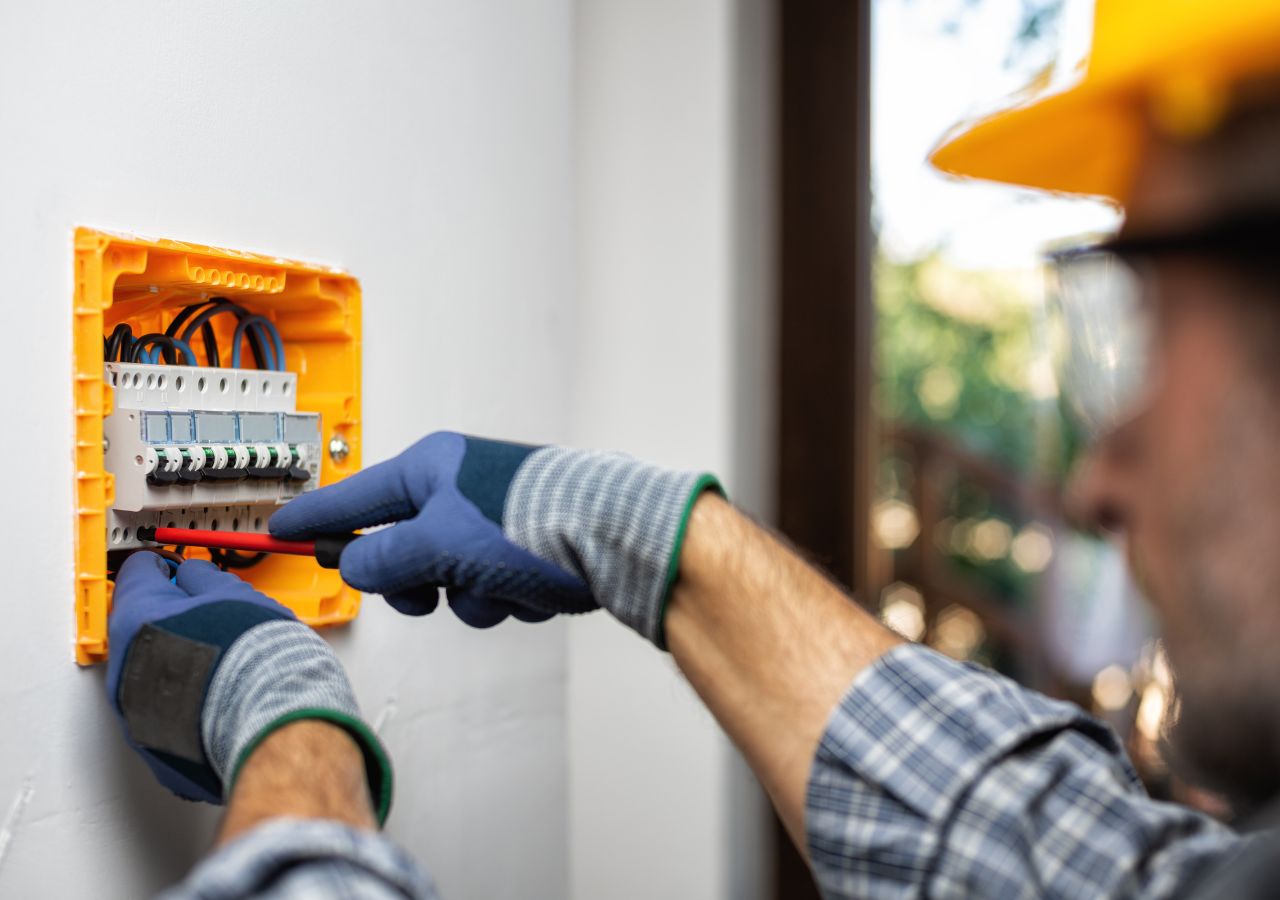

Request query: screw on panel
[
  {"left": 328, "top": 435, "right": 350, "bottom": 463},
  {"left": 103, "top": 437, "right": 110, "bottom": 452}
]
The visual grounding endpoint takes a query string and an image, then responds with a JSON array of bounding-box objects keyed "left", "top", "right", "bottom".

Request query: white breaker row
[{"left": 104, "top": 362, "right": 322, "bottom": 550}]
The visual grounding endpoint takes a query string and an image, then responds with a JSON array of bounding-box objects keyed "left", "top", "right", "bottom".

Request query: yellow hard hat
[{"left": 930, "top": 0, "right": 1280, "bottom": 206}]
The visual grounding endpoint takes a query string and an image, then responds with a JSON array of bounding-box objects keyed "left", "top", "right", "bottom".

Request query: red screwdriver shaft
[
  {"left": 149, "top": 527, "right": 317, "bottom": 556},
  {"left": 136, "top": 526, "right": 358, "bottom": 569}
]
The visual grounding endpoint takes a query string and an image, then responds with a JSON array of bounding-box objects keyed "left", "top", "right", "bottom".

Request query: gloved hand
[
  {"left": 107, "top": 552, "right": 392, "bottom": 822},
  {"left": 269, "top": 432, "right": 721, "bottom": 648}
]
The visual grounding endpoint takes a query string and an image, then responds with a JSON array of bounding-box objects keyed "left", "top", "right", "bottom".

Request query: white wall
[
  {"left": 0, "top": 3, "right": 576, "bottom": 897},
  {"left": 569, "top": 2, "right": 775, "bottom": 898},
  {"left": 0, "top": 3, "right": 776, "bottom": 897}
]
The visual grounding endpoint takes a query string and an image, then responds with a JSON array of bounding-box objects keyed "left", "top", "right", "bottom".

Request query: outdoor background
[{"left": 869, "top": 0, "right": 1176, "bottom": 803}]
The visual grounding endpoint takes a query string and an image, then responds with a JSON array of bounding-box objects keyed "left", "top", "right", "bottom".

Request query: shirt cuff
[
  {"left": 157, "top": 818, "right": 438, "bottom": 900},
  {"left": 806, "top": 643, "right": 1130, "bottom": 883}
]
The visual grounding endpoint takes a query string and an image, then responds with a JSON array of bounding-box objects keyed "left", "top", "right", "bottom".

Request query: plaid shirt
[
  {"left": 158, "top": 818, "right": 438, "bottom": 900},
  {"left": 808, "top": 644, "right": 1245, "bottom": 898},
  {"left": 164, "top": 644, "right": 1248, "bottom": 899}
]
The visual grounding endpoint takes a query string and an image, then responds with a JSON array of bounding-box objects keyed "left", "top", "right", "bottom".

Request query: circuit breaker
[
  {"left": 102, "top": 364, "right": 321, "bottom": 548},
  {"left": 72, "top": 229, "right": 363, "bottom": 665}
]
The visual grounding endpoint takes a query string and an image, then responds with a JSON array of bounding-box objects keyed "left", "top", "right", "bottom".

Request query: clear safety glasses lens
[{"left": 1046, "top": 248, "right": 1152, "bottom": 443}]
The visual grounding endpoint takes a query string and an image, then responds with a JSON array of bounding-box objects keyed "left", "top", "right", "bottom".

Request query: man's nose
[{"left": 1063, "top": 428, "right": 1137, "bottom": 534}]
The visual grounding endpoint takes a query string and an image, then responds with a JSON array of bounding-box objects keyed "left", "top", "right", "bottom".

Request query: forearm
[
  {"left": 218, "top": 719, "right": 376, "bottom": 845},
  {"left": 664, "top": 502, "right": 1242, "bottom": 896},
  {"left": 664, "top": 493, "right": 901, "bottom": 851}
]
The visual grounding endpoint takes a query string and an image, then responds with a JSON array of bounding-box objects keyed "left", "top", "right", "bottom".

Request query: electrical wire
[
  {"left": 178, "top": 300, "right": 265, "bottom": 368},
  {"left": 179, "top": 300, "right": 283, "bottom": 370},
  {"left": 106, "top": 545, "right": 187, "bottom": 581},
  {"left": 166, "top": 336, "right": 197, "bottom": 365},
  {"left": 106, "top": 298, "right": 284, "bottom": 371},
  {"left": 209, "top": 547, "right": 268, "bottom": 570},
  {"left": 128, "top": 334, "right": 168, "bottom": 364},
  {"left": 130, "top": 333, "right": 197, "bottom": 366},
  {"left": 104, "top": 323, "right": 136, "bottom": 363},
  {"left": 230, "top": 314, "right": 284, "bottom": 370},
  {"left": 165, "top": 301, "right": 214, "bottom": 336},
  {"left": 166, "top": 300, "right": 223, "bottom": 367},
  {"left": 151, "top": 547, "right": 187, "bottom": 568}
]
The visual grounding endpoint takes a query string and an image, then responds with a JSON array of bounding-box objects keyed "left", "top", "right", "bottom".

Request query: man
[{"left": 107, "top": 1, "right": 1280, "bottom": 896}]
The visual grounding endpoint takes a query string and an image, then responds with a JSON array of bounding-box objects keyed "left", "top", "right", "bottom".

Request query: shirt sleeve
[
  {"left": 806, "top": 643, "right": 1244, "bottom": 899},
  {"left": 156, "top": 818, "right": 439, "bottom": 900}
]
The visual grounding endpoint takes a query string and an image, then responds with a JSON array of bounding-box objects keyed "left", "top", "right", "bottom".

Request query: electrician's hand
[
  {"left": 106, "top": 553, "right": 392, "bottom": 822},
  {"left": 269, "top": 432, "right": 721, "bottom": 647},
  {"left": 269, "top": 432, "right": 591, "bottom": 628}
]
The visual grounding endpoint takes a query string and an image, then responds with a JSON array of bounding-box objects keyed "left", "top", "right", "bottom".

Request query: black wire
[
  {"left": 166, "top": 301, "right": 223, "bottom": 366},
  {"left": 165, "top": 302, "right": 212, "bottom": 336},
  {"left": 219, "top": 298, "right": 269, "bottom": 370},
  {"left": 236, "top": 313, "right": 267, "bottom": 369},
  {"left": 110, "top": 296, "right": 271, "bottom": 369},
  {"left": 128, "top": 334, "right": 148, "bottom": 363},
  {"left": 210, "top": 547, "right": 268, "bottom": 570},
  {"left": 152, "top": 547, "right": 187, "bottom": 568},
  {"left": 106, "top": 545, "right": 187, "bottom": 580},
  {"left": 131, "top": 333, "right": 182, "bottom": 364},
  {"left": 104, "top": 323, "right": 134, "bottom": 362},
  {"left": 202, "top": 321, "right": 220, "bottom": 367},
  {"left": 180, "top": 299, "right": 268, "bottom": 369},
  {"left": 117, "top": 325, "right": 136, "bottom": 361}
]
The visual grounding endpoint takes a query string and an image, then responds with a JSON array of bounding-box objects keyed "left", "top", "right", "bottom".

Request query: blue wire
[
  {"left": 169, "top": 336, "right": 197, "bottom": 365},
  {"left": 182, "top": 303, "right": 285, "bottom": 370},
  {"left": 180, "top": 303, "right": 261, "bottom": 365},
  {"left": 256, "top": 318, "right": 285, "bottom": 371},
  {"left": 229, "top": 318, "right": 273, "bottom": 370},
  {"left": 136, "top": 336, "right": 196, "bottom": 365},
  {"left": 179, "top": 303, "right": 239, "bottom": 347},
  {"left": 231, "top": 315, "right": 285, "bottom": 370}
]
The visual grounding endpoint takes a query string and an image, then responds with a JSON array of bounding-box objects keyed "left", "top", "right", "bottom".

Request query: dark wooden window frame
[{"left": 774, "top": 1, "right": 873, "bottom": 896}]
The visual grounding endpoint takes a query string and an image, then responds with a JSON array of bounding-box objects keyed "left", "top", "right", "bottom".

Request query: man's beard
[
  {"left": 1159, "top": 379, "right": 1280, "bottom": 817},
  {"left": 1162, "top": 522, "right": 1280, "bottom": 815},
  {"left": 1168, "top": 671, "right": 1280, "bottom": 816}
]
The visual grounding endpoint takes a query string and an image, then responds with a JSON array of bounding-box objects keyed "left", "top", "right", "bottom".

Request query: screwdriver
[{"left": 135, "top": 526, "right": 358, "bottom": 569}]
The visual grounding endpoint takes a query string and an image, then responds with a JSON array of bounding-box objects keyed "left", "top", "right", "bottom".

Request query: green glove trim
[
  {"left": 228, "top": 708, "right": 395, "bottom": 827},
  {"left": 654, "top": 473, "right": 726, "bottom": 651}
]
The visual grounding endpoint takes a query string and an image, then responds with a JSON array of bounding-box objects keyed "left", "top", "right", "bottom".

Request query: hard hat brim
[
  {"left": 929, "top": 0, "right": 1280, "bottom": 208},
  {"left": 929, "top": 79, "right": 1141, "bottom": 206}
]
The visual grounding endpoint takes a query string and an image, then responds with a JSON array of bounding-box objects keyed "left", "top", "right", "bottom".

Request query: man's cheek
[
  {"left": 1127, "top": 534, "right": 1171, "bottom": 628},
  {"left": 1124, "top": 494, "right": 1191, "bottom": 649}
]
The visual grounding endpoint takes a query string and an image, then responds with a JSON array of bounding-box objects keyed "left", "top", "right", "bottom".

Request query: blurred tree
[
  {"left": 875, "top": 252, "right": 1074, "bottom": 629},
  {"left": 900, "top": 0, "right": 1066, "bottom": 66},
  {"left": 875, "top": 254, "right": 1060, "bottom": 473}
]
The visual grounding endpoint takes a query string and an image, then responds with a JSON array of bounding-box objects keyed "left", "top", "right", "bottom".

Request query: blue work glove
[
  {"left": 270, "top": 432, "right": 721, "bottom": 648},
  {"left": 107, "top": 552, "right": 393, "bottom": 822}
]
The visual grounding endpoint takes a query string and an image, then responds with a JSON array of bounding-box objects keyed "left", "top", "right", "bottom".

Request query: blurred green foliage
[
  {"left": 875, "top": 252, "right": 1075, "bottom": 611},
  {"left": 875, "top": 254, "right": 1059, "bottom": 473}
]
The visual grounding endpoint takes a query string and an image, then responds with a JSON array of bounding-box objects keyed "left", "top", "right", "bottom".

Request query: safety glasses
[
  {"left": 1046, "top": 209, "right": 1280, "bottom": 443},
  {"left": 1046, "top": 246, "right": 1150, "bottom": 443}
]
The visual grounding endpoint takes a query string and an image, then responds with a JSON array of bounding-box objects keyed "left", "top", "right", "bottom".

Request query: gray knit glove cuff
[
  {"left": 202, "top": 620, "right": 393, "bottom": 823},
  {"left": 502, "top": 447, "right": 722, "bottom": 648}
]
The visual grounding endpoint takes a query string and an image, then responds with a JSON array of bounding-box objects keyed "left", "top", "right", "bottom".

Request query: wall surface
[
  {"left": 0, "top": 3, "right": 575, "bottom": 897},
  {"left": 569, "top": 2, "right": 774, "bottom": 898},
  {"left": 0, "top": 2, "right": 776, "bottom": 897}
]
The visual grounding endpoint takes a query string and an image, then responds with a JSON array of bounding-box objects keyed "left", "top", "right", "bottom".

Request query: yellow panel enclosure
[{"left": 72, "top": 228, "right": 363, "bottom": 665}]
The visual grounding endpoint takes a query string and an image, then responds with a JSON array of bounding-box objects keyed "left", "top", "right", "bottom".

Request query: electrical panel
[
  {"left": 72, "top": 229, "right": 363, "bottom": 665},
  {"left": 103, "top": 364, "right": 321, "bottom": 549}
]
